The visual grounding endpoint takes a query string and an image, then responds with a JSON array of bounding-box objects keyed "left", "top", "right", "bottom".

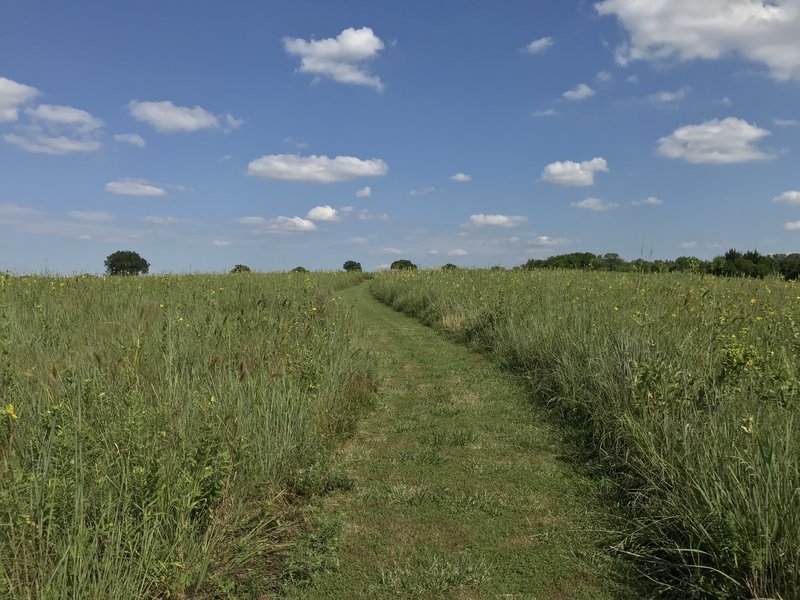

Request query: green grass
[
  {"left": 281, "top": 283, "right": 641, "bottom": 599},
  {"left": 370, "top": 269, "right": 800, "bottom": 599},
  {"left": 0, "top": 271, "right": 374, "bottom": 598}
]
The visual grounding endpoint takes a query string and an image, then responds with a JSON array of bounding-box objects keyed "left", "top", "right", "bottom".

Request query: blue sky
[{"left": 2, "top": 0, "right": 800, "bottom": 273}]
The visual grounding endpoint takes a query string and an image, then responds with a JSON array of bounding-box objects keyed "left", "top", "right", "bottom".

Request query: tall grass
[
  {"left": 371, "top": 269, "right": 800, "bottom": 599},
  {"left": 0, "top": 272, "right": 374, "bottom": 598}
]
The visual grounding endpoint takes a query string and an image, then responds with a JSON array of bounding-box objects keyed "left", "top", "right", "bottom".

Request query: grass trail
[{"left": 282, "top": 284, "right": 640, "bottom": 599}]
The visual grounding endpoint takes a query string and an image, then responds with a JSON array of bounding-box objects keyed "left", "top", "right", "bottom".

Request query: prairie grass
[
  {"left": 371, "top": 269, "right": 800, "bottom": 599},
  {"left": 0, "top": 271, "right": 374, "bottom": 598}
]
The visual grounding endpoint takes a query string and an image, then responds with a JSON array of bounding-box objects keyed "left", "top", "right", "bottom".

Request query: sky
[{"left": 1, "top": 0, "right": 800, "bottom": 273}]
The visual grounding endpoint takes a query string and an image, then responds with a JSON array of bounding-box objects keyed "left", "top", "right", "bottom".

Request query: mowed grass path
[{"left": 283, "top": 284, "right": 639, "bottom": 599}]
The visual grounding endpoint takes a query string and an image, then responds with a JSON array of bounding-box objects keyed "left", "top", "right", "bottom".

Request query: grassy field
[
  {"left": 371, "top": 269, "right": 800, "bottom": 599},
  {"left": 0, "top": 272, "right": 374, "bottom": 598}
]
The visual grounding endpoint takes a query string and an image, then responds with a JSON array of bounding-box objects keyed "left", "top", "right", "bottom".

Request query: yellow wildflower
[{"left": 5, "top": 403, "right": 17, "bottom": 420}]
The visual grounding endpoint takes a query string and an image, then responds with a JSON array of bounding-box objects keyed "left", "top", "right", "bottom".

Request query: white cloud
[
  {"left": 533, "top": 108, "right": 561, "bottom": 117},
  {"left": 596, "top": 0, "right": 800, "bottom": 81},
  {"left": 346, "top": 236, "right": 370, "bottom": 245},
  {"left": 219, "top": 154, "right": 233, "bottom": 162},
  {"left": 273, "top": 217, "right": 317, "bottom": 232},
  {"left": 774, "top": 118, "right": 799, "bottom": 127},
  {"left": 238, "top": 216, "right": 266, "bottom": 224},
  {"left": 247, "top": 153, "right": 389, "bottom": 183},
  {"left": 658, "top": 118, "right": 774, "bottom": 164},
  {"left": 129, "top": 100, "right": 240, "bottom": 133},
  {"left": 632, "top": 196, "right": 663, "bottom": 206},
  {"left": 680, "top": 241, "right": 699, "bottom": 249},
  {"left": 67, "top": 211, "right": 113, "bottom": 222},
  {"left": 284, "top": 27, "right": 386, "bottom": 91},
  {"left": 715, "top": 96, "right": 733, "bottom": 106},
  {"left": 381, "top": 247, "right": 403, "bottom": 254},
  {"left": 355, "top": 208, "right": 388, "bottom": 221},
  {"left": 106, "top": 179, "right": 167, "bottom": 197},
  {"left": 532, "top": 235, "right": 569, "bottom": 246},
  {"left": 4, "top": 102, "right": 105, "bottom": 155},
  {"left": 143, "top": 216, "right": 181, "bottom": 225},
  {"left": 409, "top": 186, "right": 436, "bottom": 197},
  {"left": 283, "top": 136, "right": 309, "bottom": 149},
  {"left": 563, "top": 83, "right": 595, "bottom": 101},
  {"left": 785, "top": 221, "right": 800, "bottom": 231},
  {"left": 597, "top": 70, "right": 613, "bottom": 82},
  {"left": 647, "top": 87, "right": 690, "bottom": 104},
  {"left": 524, "top": 37, "right": 554, "bottom": 55},
  {"left": 356, "top": 186, "right": 372, "bottom": 198},
  {"left": 447, "top": 248, "right": 468, "bottom": 256},
  {"left": 4, "top": 133, "right": 102, "bottom": 154},
  {"left": 450, "top": 172, "right": 471, "bottom": 182},
  {"left": 773, "top": 191, "right": 800, "bottom": 205},
  {"left": 26, "top": 104, "right": 103, "bottom": 132},
  {"left": 572, "top": 197, "right": 620, "bottom": 211},
  {"left": 213, "top": 240, "right": 231, "bottom": 247},
  {"left": 114, "top": 133, "right": 146, "bottom": 147},
  {"left": 0, "top": 202, "right": 41, "bottom": 219},
  {"left": 626, "top": 74, "right": 639, "bottom": 83},
  {"left": 468, "top": 214, "right": 527, "bottom": 227},
  {"left": 306, "top": 205, "right": 340, "bottom": 221},
  {"left": 541, "top": 157, "right": 609, "bottom": 186},
  {"left": 0, "top": 77, "right": 38, "bottom": 122}
]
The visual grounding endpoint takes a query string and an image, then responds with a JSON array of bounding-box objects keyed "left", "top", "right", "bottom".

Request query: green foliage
[
  {"left": 291, "top": 266, "right": 309, "bottom": 273},
  {"left": 0, "top": 273, "right": 375, "bottom": 597},
  {"left": 230, "top": 264, "right": 252, "bottom": 273},
  {"left": 370, "top": 269, "right": 800, "bottom": 599},
  {"left": 442, "top": 263, "right": 459, "bottom": 271},
  {"left": 342, "top": 260, "right": 362, "bottom": 272},
  {"left": 104, "top": 250, "right": 150, "bottom": 276},
  {"left": 390, "top": 259, "right": 417, "bottom": 271}
]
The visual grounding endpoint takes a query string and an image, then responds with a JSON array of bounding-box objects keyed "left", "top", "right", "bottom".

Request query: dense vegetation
[
  {"left": 0, "top": 272, "right": 374, "bottom": 598},
  {"left": 523, "top": 249, "right": 800, "bottom": 280},
  {"left": 370, "top": 269, "right": 799, "bottom": 599}
]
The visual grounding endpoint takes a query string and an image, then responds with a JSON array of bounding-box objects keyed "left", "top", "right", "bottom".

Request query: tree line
[{"left": 521, "top": 249, "right": 800, "bottom": 279}]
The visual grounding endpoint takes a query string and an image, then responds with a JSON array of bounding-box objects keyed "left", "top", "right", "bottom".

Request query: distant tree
[
  {"left": 290, "top": 266, "right": 309, "bottom": 273},
  {"left": 343, "top": 260, "right": 362, "bottom": 272},
  {"left": 390, "top": 259, "right": 417, "bottom": 271},
  {"left": 442, "top": 263, "right": 459, "bottom": 271},
  {"left": 490, "top": 265, "right": 505, "bottom": 271},
  {"left": 230, "top": 264, "right": 251, "bottom": 273},
  {"left": 104, "top": 250, "right": 149, "bottom": 276}
]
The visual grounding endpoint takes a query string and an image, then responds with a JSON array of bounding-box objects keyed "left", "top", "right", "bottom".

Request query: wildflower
[
  {"left": 5, "top": 403, "right": 17, "bottom": 420},
  {"left": 750, "top": 298, "right": 756, "bottom": 305}
]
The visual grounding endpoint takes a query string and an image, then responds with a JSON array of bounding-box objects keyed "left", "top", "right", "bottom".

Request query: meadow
[
  {"left": 371, "top": 269, "right": 799, "bottom": 599},
  {"left": 0, "top": 272, "right": 374, "bottom": 598}
]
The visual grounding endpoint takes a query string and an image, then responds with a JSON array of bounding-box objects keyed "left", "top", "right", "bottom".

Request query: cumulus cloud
[
  {"left": 572, "top": 197, "right": 620, "bottom": 211},
  {"left": 597, "top": 70, "right": 613, "bottom": 82},
  {"left": 541, "top": 157, "right": 609, "bottom": 186},
  {"left": 143, "top": 216, "right": 182, "bottom": 225},
  {"left": 129, "top": 100, "right": 241, "bottom": 133},
  {"left": 247, "top": 154, "right": 389, "bottom": 183},
  {"left": 409, "top": 186, "right": 436, "bottom": 197},
  {"left": 240, "top": 215, "right": 317, "bottom": 233},
  {"left": 533, "top": 108, "right": 560, "bottom": 117},
  {"left": 238, "top": 216, "right": 266, "bottom": 224},
  {"left": 355, "top": 186, "right": 372, "bottom": 198},
  {"left": 468, "top": 214, "right": 527, "bottom": 227},
  {"left": 306, "top": 205, "right": 340, "bottom": 221},
  {"left": 563, "top": 83, "right": 595, "bottom": 101},
  {"left": 381, "top": 247, "right": 403, "bottom": 254},
  {"left": 213, "top": 240, "right": 231, "bottom": 247},
  {"left": 647, "top": 87, "right": 690, "bottom": 104},
  {"left": 657, "top": 118, "right": 774, "bottom": 164},
  {"left": 67, "top": 211, "right": 114, "bottom": 222},
  {"left": 774, "top": 118, "right": 799, "bottom": 127},
  {"left": 114, "top": 133, "right": 146, "bottom": 147},
  {"left": 524, "top": 37, "right": 554, "bottom": 54},
  {"left": 785, "top": 221, "right": 800, "bottom": 231},
  {"left": 596, "top": 0, "right": 800, "bottom": 81},
  {"left": 773, "top": 191, "right": 800, "bottom": 205},
  {"left": 447, "top": 249, "right": 468, "bottom": 256},
  {"left": 0, "top": 77, "right": 39, "bottom": 122},
  {"left": 284, "top": 27, "right": 386, "bottom": 91},
  {"left": 106, "top": 179, "right": 167, "bottom": 197},
  {"left": 4, "top": 102, "right": 104, "bottom": 155},
  {"left": 532, "top": 235, "right": 569, "bottom": 246},
  {"left": 632, "top": 196, "right": 663, "bottom": 206},
  {"left": 450, "top": 172, "right": 471, "bottom": 182}
]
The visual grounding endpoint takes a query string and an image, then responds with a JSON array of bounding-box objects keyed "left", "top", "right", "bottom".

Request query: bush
[
  {"left": 291, "top": 266, "right": 309, "bottom": 273},
  {"left": 390, "top": 259, "right": 417, "bottom": 271},
  {"left": 230, "top": 264, "right": 251, "bottom": 273}
]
